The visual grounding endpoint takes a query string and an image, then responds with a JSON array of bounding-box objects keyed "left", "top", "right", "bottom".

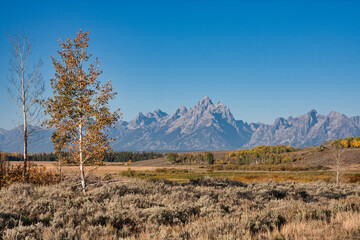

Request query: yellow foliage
[
  {"left": 0, "top": 162, "right": 59, "bottom": 188},
  {"left": 350, "top": 139, "right": 360, "bottom": 148},
  {"left": 340, "top": 140, "right": 350, "bottom": 148}
]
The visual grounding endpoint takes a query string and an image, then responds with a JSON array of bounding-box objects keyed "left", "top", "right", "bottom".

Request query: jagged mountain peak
[
  {"left": 307, "top": 109, "right": 318, "bottom": 118},
  {"left": 129, "top": 111, "right": 156, "bottom": 129},
  {"left": 303, "top": 109, "right": 318, "bottom": 123},
  {"left": 135, "top": 112, "right": 145, "bottom": 119},
  {"left": 195, "top": 96, "right": 213, "bottom": 108},
  {"left": 146, "top": 109, "right": 168, "bottom": 119},
  {"left": 328, "top": 111, "right": 343, "bottom": 118},
  {"left": 215, "top": 102, "right": 224, "bottom": 106},
  {"left": 296, "top": 109, "right": 318, "bottom": 118},
  {"left": 135, "top": 112, "right": 145, "bottom": 118},
  {"left": 274, "top": 117, "right": 286, "bottom": 126},
  {"left": 154, "top": 109, "right": 168, "bottom": 116},
  {"left": 175, "top": 106, "right": 187, "bottom": 115},
  {"left": 289, "top": 109, "right": 319, "bottom": 127}
]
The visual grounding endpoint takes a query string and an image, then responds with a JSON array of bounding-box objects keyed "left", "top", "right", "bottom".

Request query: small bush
[
  {"left": 346, "top": 174, "right": 360, "bottom": 184},
  {"left": 1, "top": 163, "right": 59, "bottom": 189},
  {"left": 120, "top": 168, "right": 136, "bottom": 177},
  {"left": 166, "top": 153, "right": 178, "bottom": 163}
]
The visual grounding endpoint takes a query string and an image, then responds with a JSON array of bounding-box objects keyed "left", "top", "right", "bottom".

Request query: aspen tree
[
  {"left": 7, "top": 33, "right": 44, "bottom": 180},
  {"left": 43, "top": 30, "right": 120, "bottom": 192}
]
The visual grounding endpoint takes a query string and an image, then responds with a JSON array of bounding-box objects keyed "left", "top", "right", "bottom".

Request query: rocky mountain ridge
[{"left": 1, "top": 96, "right": 359, "bottom": 152}]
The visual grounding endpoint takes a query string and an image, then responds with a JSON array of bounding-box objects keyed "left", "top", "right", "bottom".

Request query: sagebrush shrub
[{"left": 0, "top": 178, "right": 359, "bottom": 239}]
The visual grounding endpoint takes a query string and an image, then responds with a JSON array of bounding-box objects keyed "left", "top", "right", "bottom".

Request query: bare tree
[
  {"left": 334, "top": 148, "right": 345, "bottom": 185},
  {"left": 7, "top": 32, "right": 45, "bottom": 179}
]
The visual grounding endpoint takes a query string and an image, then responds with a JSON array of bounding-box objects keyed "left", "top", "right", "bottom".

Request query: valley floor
[
  {"left": 13, "top": 158, "right": 360, "bottom": 184},
  {"left": 4, "top": 155, "right": 360, "bottom": 239},
  {"left": 0, "top": 178, "right": 360, "bottom": 239}
]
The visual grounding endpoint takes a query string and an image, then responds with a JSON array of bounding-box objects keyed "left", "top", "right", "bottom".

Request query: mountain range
[{"left": 1, "top": 96, "right": 359, "bottom": 153}]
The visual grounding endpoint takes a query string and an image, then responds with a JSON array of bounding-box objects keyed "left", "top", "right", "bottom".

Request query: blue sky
[{"left": 0, "top": 0, "right": 359, "bottom": 129}]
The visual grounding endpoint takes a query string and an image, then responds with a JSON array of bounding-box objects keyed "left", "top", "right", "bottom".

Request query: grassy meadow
[
  {"left": 119, "top": 167, "right": 360, "bottom": 184},
  {"left": 2, "top": 144, "right": 360, "bottom": 239}
]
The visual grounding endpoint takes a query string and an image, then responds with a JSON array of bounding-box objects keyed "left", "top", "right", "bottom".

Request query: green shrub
[
  {"left": 166, "top": 153, "right": 178, "bottom": 163},
  {"left": 205, "top": 152, "right": 214, "bottom": 165}
]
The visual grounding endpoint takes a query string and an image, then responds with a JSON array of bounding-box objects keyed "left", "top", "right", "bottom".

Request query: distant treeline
[
  {"left": 165, "top": 145, "right": 300, "bottom": 165},
  {"left": 105, "top": 152, "right": 163, "bottom": 162},
  {"left": 331, "top": 137, "right": 360, "bottom": 148},
  {"left": 317, "top": 137, "right": 360, "bottom": 152},
  {"left": 0, "top": 152, "right": 164, "bottom": 163},
  {"left": 1, "top": 153, "right": 57, "bottom": 162},
  {"left": 166, "top": 152, "right": 214, "bottom": 165},
  {"left": 228, "top": 145, "right": 300, "bottom": 165}
]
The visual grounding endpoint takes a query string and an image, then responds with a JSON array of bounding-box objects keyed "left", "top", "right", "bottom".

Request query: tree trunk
[
  {"left": 58, "top": 160, "right": 62, "bottom": 182},
  {"left": 79, "top": 123, "right": 86, "bottom": 193},
  {"left": 23, "top": 112, "right": 28, "bottom": 181},
  {"left": 21, "top": 61, "right": 28, "bottom": 181},
  {"left": 80, "top": 161, "right": 86, "bottom": 193},
  {"left": 335, "top": 149, "right": 343, "bottom": 185}
]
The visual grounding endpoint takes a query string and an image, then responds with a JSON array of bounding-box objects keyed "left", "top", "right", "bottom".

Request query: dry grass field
[
  {"left": 1, "top": 177, "right": 360, "bottom": 239},
  {"left": 9, "top": 145, "right": 360, "bottom": 184},
  {"left": 10, "top": 157, "right": 359, "bottom": 185},
  {"left": 3, "top": 148, "right": 360, "bottom": 239},
  {"left": 11, "top": 161, "right": 160, "bottom": 176}
]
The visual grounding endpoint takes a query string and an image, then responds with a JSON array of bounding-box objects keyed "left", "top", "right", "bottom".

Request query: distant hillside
[{"left": 1, "top": 96, "right": 360, "bottom": 152}]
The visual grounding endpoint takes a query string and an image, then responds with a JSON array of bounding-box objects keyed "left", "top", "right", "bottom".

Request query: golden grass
[{"left": 9, "top": 161, "right": 360, "bottom": 184}]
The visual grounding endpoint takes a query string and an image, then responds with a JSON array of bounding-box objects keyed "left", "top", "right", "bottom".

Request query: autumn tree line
[
  {"left": 166, "top": 139, "right": 360, "bottom": 167},
  {"left": 331, "top": 137, "right": 360, "bottom": 148},
  {"left": 227, "top": 145, "right": 299, "bottom": 165},
  {"left": 167, "top": 145, "right": 299, "bottom": 165}
]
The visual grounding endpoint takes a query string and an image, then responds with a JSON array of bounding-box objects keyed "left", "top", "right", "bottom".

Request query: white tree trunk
[
  {"left": 79, "top": 123, "right": 86, "bottom": 193},
  {"left": 335, "top": 149, "right": 343, "bottom": 185},
  {"left": 22, "top": 69, "right": 28, "bottom": 181},
  {"left": 58, "top": 160, "right": 62, "bottom": 182}
]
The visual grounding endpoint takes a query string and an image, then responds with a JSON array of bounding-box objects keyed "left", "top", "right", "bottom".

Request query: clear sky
[{"left": 0, "top": 0, "right": 359, "bottom": 129}]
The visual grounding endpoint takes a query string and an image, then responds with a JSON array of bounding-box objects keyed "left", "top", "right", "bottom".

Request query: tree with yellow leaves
[
  {"left": 340, "top": 139, "right": 350, "bottom": 148},
  {"left": 43, "top": 30, "right": 120, "bottom": 192},
  {"left": 351, "top": 139, "right": 360, "bottom": 148}
]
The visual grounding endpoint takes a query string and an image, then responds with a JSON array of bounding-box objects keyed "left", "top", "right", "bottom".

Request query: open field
[
  {"left": 10, "top": 158, "right": 360, "bottom": 184},
  {"left": 1, "top": 178, "right": 360, "bottom": 239},
  {"left": 4, "top": 147, "right": 360, "bottom": 239},
  {"left": 11, "top": 161, "right": 162, "bottom": 176},
  {"left": 118, "top": 168, "right": 360, "bottom": 184}
]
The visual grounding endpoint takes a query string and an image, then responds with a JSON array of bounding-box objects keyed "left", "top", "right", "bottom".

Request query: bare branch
[{"left": 6, "top": 32, "right": 44, "bottom": 180}]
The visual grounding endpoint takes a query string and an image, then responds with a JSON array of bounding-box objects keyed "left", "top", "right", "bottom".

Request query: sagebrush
[{"left": 0, "top": 177, "right": 359, "bottom": 239}]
